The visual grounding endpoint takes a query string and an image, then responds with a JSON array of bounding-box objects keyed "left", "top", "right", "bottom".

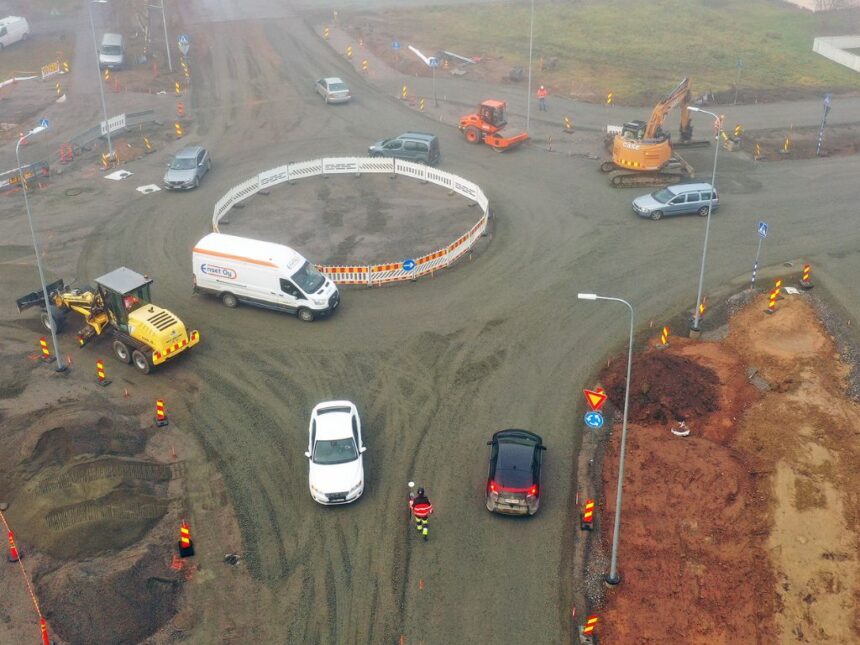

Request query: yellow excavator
[
  {"left": 600, "top": 77, "right": 710, "bottom": 188},
  {"left": 16, "top": 267, "right": 199, "bottom": 374}
]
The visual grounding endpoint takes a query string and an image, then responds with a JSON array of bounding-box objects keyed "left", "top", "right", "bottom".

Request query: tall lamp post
[
  {"left": 17, "top": 128, "right": 67, "bottom": 373},
  {"left": 88, "top": 0, "right": 114, "bottom": 159},
  {"left": 525, "top": 0, "right": 535, "bottom": 131},
  {"left": 145, "top": 1, "right": 174, "bottom": 72},
  {"left": 687, "top": 106, "right": 723, "bottom": 333},
  {"left": 577, "top": 292, "right": 634, "bottom": 585}
]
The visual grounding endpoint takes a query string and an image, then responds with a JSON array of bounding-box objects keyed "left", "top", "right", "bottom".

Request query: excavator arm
[{"left": 644, "top": 77, "right": 692, "bottom": 140}]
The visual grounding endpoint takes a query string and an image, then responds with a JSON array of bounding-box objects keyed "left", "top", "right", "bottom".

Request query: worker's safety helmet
[
  {"left": 540, "top": 85, "right": 544, "bottom": 89},
  {"left": 417, "top": 488, "right": 425, "bottom": 497}
]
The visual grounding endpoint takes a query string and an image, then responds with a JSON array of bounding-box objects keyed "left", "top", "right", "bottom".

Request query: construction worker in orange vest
[
  {"left": 537, "top": 85, "right": 548, "bottom": 112},
  {"left": 409, "top": 486, "right": 433, "bottom": 541}
]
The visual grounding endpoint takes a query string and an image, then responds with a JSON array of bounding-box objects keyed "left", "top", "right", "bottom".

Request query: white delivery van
[
  {"left": 98, "top": 33, "right": 125, "bottom": 69},
  {"left": 0, "top": 17, "right": 30, "bottom": 49},
  {"left": 193, "top": 233, "right": 340, "bottom": 322}
]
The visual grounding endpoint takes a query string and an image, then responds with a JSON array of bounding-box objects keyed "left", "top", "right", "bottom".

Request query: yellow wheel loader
[{"left": 16, "top": 267, "right": 200, "bottom": 374}]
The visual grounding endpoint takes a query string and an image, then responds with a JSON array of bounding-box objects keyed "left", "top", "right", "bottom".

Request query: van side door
[{"left": 278, "top": 279, "right": 302, "bottom": 312}]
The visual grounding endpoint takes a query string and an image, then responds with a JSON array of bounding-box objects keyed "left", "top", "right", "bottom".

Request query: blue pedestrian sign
[
  {"left": 428, "top": 57, "right": 439, "bottom": 68},
  {"left": 391, "top": 40, "right": 401, "bottom": 50},
  {"left": 757, "top": 221, "right": 768, "bottom": 239},
  {"left": 403, "top": 258, "right": 416, "bottom": 272},
  {"left": 584, "top": 411, "right": 604, "bottom": 429},
  {"left": 178, "top": 33, "right": 190, "bottom": 56},
  {"left": 38, "top": 119, "right": 49, "bottom": 129}
]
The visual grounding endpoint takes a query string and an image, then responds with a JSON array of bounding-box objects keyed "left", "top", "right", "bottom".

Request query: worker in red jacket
[
  {"left": 537, "top": 85, "right": 548, "bottom": 112},
  {"left": 409, "top": 487, "right": 433, "bottom": 540}
]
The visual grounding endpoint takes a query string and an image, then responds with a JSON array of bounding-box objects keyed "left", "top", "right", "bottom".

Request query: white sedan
[
  {"left": 315, "top": 77, "right": 351, "bottom": 104},
  {"left": 305, "top": 401, "right": 365, "bottom": 504}
]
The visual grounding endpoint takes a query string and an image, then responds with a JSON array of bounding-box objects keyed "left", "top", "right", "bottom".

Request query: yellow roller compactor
[{"left": 17, "top": 267, "right": 199, "bottom": 374}]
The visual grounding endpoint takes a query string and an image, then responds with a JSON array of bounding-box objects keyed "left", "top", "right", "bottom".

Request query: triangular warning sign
[{"left": 584, "top": 388, "right": 607, "bottom": 412}]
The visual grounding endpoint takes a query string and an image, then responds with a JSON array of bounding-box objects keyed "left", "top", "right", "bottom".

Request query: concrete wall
[
  {"left": 785, "top": 0, "right": 860, "bottom": 10},
  {"left": 813, "top": 36, "right": 860, "bottom": 73}
]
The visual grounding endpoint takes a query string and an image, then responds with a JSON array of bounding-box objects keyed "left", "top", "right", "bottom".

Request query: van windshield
[
  {"left": 292, "top": 261, "right": 326, "bottom": 294},
  {"left": 101, "top": 45, "right": 123, "bottom": 55}
]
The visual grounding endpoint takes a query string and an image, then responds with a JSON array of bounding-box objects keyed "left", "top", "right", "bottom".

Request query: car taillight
[
  {"left": 488, "top": 481, "right": 498, "bottom": 493},
  {"left": 527, "top": 485, "right": 538, "bottom": 497}
]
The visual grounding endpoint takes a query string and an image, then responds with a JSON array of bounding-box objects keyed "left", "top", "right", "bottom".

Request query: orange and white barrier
[{"left": 211, "top": 158, "right": 490, "bottom": 287}]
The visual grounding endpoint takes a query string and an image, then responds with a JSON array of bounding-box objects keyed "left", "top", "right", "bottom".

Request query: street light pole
[
  {"left": 17, "top": 129, "right": 66, "bottom": 373},
  {"left": 688, "top": 106, "right": 722, "bottom": 332},
  {"left": 160, "top": 0, "right": 173, "bottom": 73},
  {"left": 577, "top": 292, "right": 634, "bottom": 585},
  {"left": 88, "top": 0, "right": 113, "bottom": 158},
  {"left": 526, "top": 0, "right": 534, "bottom": 131}
]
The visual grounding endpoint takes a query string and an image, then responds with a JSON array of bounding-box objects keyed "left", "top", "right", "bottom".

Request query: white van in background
[
  {"left": 98, "top": 32, "right": 125, "bottom": 69},
  {"left": 192, "top": 233, "right": 340, "bottom": 322},
  {"left": 0, "top": 17, "right": 30, "bottom": 50}
]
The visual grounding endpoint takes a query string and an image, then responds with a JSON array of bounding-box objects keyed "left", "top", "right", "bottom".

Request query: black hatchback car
[{"left": 485, "top": 429, "right": 545, "bottom": 516}]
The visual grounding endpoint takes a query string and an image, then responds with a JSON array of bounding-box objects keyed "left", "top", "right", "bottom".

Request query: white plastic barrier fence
[{"left": 211, "top": 157, "right": 490, "bottom": 286}]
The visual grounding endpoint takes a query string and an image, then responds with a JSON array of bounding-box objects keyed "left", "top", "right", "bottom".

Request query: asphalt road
[{"left": 3, "top": 1, "right": 860, "bottom": 643}]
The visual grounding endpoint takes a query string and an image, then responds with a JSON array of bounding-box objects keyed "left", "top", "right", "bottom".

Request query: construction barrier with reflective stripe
[{"left": 211, "top": 157, "right": 490, "bottom": 286}]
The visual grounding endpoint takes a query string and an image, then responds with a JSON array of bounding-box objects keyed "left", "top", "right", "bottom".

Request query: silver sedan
[{"left": 315, "top": 77, "right": 351, "bottom": 104}]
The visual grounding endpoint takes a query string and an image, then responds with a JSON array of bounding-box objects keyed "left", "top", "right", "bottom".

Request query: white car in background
[
  {"left": 315, "top": 77, "right": 351, "bottom": 104},
  {"left": 305, "top": 401, "right": 365, "bottom": 504}
]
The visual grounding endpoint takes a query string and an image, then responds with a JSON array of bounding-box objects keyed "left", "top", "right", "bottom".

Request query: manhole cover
[{"left": 65, "top": 187, "right": 82, "bottom": 196}]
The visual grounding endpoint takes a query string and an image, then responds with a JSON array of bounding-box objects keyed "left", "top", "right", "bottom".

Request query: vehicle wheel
[
  {"left": 40, "top": 309, "right": 65, "bottom": 333},
  {"left": 113, "top": 340, "right": 132, "bottom": 363},
  {"left": 298, "top": 307, "right": 315, "bottom": 322},
  {"left": 369, "top": 152, "right": 381, "bottom": 158},
  {"left": 599, "top": 161, "right": 616, "bottom": 173},
  {"left": 324, "top": 95, "right": 330, "bottom": 104},
  {"left": 697, "top": 206, "right": 710, "bottom": 217},
  {"left": 610, "top": 175, "right": 624, "bottom": 187},
  {"left": 650, "top": 210, "right": 663, "bottom": 221},
  {"left": 220, "top": 292, "right": 238, "bottom": 308},
  {"left": 131, "top": 350, "right": 152, "bottom": 374},
  {"left": 464, "top": 127, "right": 481, "bottom": 144},
  {"left": 492, "top": 146, "right": 505, "bottom": 153}
]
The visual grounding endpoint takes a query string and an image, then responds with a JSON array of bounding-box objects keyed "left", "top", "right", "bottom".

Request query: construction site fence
[
  {"left": 0, "top": 161, "right": 50, "bottom": 194},
  {"left": 69, "top": 110, "right": 158, "bottom": 151},
  {"left": 211, "top": 157, "right": 490, "bottom": 286}
]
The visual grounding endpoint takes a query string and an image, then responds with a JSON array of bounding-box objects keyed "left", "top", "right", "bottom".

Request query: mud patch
[
  {"left": 602, "top": 352, "right": 721, "bottom": 425},
  {"left": 36, "top": 544, "right": 182, "bottom": 645}
]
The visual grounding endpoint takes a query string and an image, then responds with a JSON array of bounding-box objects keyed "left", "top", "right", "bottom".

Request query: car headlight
[
  {"left": 348, "top": 481, "right": 363, "bottom": 495},
  {"left": 310, "top": 484, "right": 323, "bottom": 495},
  {"left": 312, "top": 298, "right": 326, "bottom": 306}
]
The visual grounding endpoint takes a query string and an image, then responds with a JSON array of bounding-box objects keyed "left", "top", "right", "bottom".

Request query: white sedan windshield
[{"left": 313, "top": 438, "right": 358, "bottom": 465}]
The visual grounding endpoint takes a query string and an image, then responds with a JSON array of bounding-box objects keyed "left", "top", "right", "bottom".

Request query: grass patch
[{"left": 354, "top": 0, "right": 860, "bottom": 104}]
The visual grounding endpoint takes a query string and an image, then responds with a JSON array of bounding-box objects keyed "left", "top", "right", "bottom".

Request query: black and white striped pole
[
  {"left": 751, "top": 220, "right": 768, "bottom": 289},
  {"left": 816, "top": 93, "right": 832, "bottom": 157}
]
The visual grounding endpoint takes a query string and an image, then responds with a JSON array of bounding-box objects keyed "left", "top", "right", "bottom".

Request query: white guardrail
[{"left": 211, "top": 157, "right": 490, "bottom": 286}]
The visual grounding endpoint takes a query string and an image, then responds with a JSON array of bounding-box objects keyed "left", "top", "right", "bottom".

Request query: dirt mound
[
  {"left": 36, "top": 543, "right": 182, "bottom": 645},
  {"left": 0, "top": 398, "right": 181, "bottom": 640},
  {"left": 602, "top": 351, "right": 721, "bottom": 425}
]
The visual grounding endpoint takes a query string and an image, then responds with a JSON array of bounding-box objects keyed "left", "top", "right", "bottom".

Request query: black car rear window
[{"left": 495, "top": 441, "right": 535, "bottom": 488}]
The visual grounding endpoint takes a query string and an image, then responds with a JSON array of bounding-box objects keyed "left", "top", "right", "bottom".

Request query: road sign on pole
[
  {"left": 403, "top": 259, "right": 416, "bottom": 272},
  {"left": 584, "top": 388, "right": 607, "bottom": 412},
  {"left": 391, "top": 40, "right": 401, "bottom": 50},
  {"left": 178, "top": 33, "right": 190, "bottom": 57},
  {"left": 39, "top": 119, "right": 49, "bottom": 129},
  {"left": 584, "top": 411, "right": 604, "bottom": 429},
  {"left": 758, "top": 221, "right": 768, "bottom": 239},
  {"left": 751, "top": 221, "right": 769, "bottom": 288}
]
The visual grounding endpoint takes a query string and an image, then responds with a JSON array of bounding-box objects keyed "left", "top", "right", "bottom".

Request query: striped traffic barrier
[
  {"left": 580, "top": 500, "right": 595, "bottom": 531},
  {"left": 7, "top": 530, "right": 20, "bottom": 562},
  {"left": 766, "top": 290, "right": 778, "bottom": 315},
  {"left": 178, "top": 520, "right": 195, "bottom": 557},
  {"left": 39, "top": 337, "right": 51, "bottom": 363},
  {"left": 657, "top": 325, "right": 669, "bottom": 349},
  {"left": 155, "top": 399, "right": 168, "bottom": 427},
  {"left": 800, "top": 264, "right": 813, "bottom": 289},
  {"left": 96, "top": 359, "right": 111, "bottom": 387}
]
